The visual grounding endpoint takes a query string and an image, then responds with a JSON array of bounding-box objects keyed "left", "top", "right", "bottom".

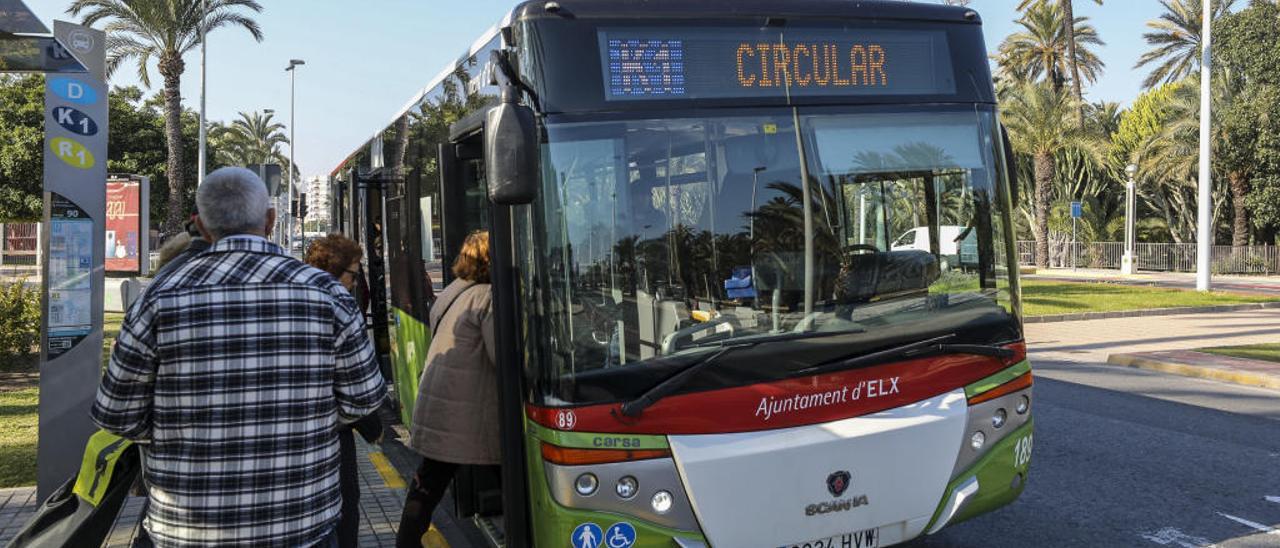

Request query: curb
[
  {"left": 1106, "top": 353, "right": 1280, "bottom": 391},
  {"left": 1024, "top": 301, "right": 1280, "bottom": 324}
]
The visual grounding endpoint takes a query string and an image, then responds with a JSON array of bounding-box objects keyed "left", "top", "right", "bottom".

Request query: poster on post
[{"left": 105, "top": 177, "right": 144, "bottom": 273}]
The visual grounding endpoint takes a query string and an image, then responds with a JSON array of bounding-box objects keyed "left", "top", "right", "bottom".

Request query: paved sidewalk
[
  {"left": 1027, "top": 267, "right": 1280, "bottom": 297},
  {"left": 0, "top": 437, "right": 410, "bottom": 548},
  {"left": 0, "top": 487, "right": 37, "bottom": 545},
  {"left": 1025, "top": 308, "right": 1280, "bottom": 365},
  {"left": 1107, "top": 350, "right": 1280, "bottom": 390}
]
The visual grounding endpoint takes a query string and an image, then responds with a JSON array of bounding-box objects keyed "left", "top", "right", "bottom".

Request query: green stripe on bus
[
  {"left": 526, "top": 420, "right": 670, "bottom": 450},
  {"left": 964, "top": 360, "right": 1031, "bottom": 399}
]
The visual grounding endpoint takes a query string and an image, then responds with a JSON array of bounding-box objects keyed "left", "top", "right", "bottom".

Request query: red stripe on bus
[{"left": 528, "top": 342, "right": 1026, "bottom": 435}]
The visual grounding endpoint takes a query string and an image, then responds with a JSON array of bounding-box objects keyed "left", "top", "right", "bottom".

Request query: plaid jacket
[{"left": 92, "top": 236, "right": 386, "bottom": 548}]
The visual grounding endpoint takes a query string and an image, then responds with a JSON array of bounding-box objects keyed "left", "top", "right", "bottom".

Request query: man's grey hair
[{"left": 196, "top": 167, "right": 273, "bottom": 238}]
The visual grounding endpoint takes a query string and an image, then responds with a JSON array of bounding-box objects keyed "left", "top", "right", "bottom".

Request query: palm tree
[
  {"left": 1139, "top": 76, "right": 1246, "bottom": 245},
  {"left": 998, "top": 1, "right": 1105, "bottom": 100},
  {"left": 68, "top": 0, "right": 264, "bottom": 235},
  {"left": 1001, "top": 82, "right": 1099, "bottom": 268},
  {"left": 1135, "top": 0, "right": 1238, "bottom": 88},
  {"left": 1016, "top": 0, "right": 1105, "bottom": 126},
  {"left": 216, "top": 110, "right": 288, "bottom": 166}
]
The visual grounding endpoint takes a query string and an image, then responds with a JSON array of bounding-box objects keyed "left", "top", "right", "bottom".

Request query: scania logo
[
  {"left": 827, "top": 470, "right": 851, "bottom": 497},
  {"left": 807, "top": 469, "right": 869, "bottom": 517},
  {"left": 805, "top": 494, "right": 870, "bottom": 516}
]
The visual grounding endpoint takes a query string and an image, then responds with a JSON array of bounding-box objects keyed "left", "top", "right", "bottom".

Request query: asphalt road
[{"left": 909, "top": 358, "right": 1280, "bottom": 548}]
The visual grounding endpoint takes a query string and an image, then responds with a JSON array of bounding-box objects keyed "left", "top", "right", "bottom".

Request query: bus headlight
[
  {"left": 970, "top": 431, "right": 986, "bottom": 450},
  {"left": 651, "top": 490, "right": 674, "bottom": 514},
  {"left": 1016, "top": 395, "right": 1030, "bottom": 414},
  {"left": 992, "top": 408, "right": 1007, "bottom": 429},
  {"left": 575, "top": 473, "right": 598, "bottom": 496},
  {"left": 616, "top": 476, "right": 638, "bottom": 499}
]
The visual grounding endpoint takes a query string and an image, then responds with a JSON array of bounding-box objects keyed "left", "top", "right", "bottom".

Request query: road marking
[
  {"left": 368, "top": 451, "right": 406, "bottom": 489},
  {"left": 1266, "top": 496, "right": 1280, "bottom": 504},
  {"left": 1217, "top": 512, "right": 1280, "bottom": 536},
  {"left": 1139, "top": 527, "right": 1213, "bottom": 547}
]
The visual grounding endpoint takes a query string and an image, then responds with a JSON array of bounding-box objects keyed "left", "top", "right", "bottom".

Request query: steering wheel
[{"left": 846, "top": 243, "right": 881, "bottom": 254}]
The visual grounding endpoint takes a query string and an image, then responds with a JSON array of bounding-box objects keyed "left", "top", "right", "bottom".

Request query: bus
[{"left": 332, "top": 1, "right": 1033, "bottom": 546}]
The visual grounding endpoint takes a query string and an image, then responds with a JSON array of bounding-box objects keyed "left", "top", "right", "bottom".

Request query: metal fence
[
  {"left": 1016, "top": 240, "right": 1280, "bottom": 275},
  {"left": 0, "top": 223, "right": 40, "bottom": 281}
]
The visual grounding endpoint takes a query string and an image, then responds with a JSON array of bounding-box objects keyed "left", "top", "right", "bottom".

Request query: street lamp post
[
  {"left": 1196, "top": 0, "right": 1213, "bottom": 291},
  {"left": 285, "top": 59, "right": 305, "bottom": 254},
  {"left": 197, "top": 0, "right": 207, "bottom": 188},
  {"left": 257, "top": 109, "right": 278, "bottom": 244},
  {"left": 1121, "top": 163, "right": 1138, "bottom": 275}
]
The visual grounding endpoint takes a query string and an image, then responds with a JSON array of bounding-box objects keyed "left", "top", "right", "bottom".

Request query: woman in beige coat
[{"left": 397, "top": 231, "right": 498, "bottom": 547}]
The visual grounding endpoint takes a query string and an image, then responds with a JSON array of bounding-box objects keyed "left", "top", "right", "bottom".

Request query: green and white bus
[{"left": 332, "top": 1, "right": 1033, "bottom": 546}]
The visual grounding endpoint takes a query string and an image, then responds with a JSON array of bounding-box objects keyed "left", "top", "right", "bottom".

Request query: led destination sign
[{"left": 600, "top": 28, "right": 955, "bottom": 101}]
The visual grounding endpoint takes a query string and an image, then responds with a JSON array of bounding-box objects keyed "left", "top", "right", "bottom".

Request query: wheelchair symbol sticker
[
  {"left": 571, "top": 522, "right": 603, "bottom": 548},
  {"left": 605, "top": 522, "right": 637, "bottom": 548}
]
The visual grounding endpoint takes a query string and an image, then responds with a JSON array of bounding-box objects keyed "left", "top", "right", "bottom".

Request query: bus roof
[
  {"left": 509, "top": 0, "right": 981, "bottom": 25},
  {"left": 332, "top": 0, "right": 986, "bottom": 176}
]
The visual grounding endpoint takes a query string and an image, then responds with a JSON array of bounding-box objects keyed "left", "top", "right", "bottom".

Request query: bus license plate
[{"left": 781, "top": 528, "right": 880, "bottom": 548}]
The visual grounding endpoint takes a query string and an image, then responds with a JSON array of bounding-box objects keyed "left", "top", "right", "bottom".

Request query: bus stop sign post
[
  {"left": 1070, "top": 201, "right": 1082, "bottom": 271},
  {"left": 38, "top": 21, "right": 108, "bottom": 500}
]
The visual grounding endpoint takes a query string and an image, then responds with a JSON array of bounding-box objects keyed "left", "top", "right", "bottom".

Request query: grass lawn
[
  {"left": 1199, "top": 344, "right": 1280, "bottom": 364},
  {"left": 103, "top": 312, "right": 124, "bottom": 367},
  {"left": 0, "top": 387, "right": 38, "bottom": 488},
  {"left": 0, "top": 312, "right": 125, "bottom": 488},
  {"left": 1021, "top": 280, "right": 1277, "bottom": 317}
]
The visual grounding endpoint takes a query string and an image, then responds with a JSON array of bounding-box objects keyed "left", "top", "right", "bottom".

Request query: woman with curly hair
[{"left": 305, "top": 234, "right": 384, "bottom": 548}]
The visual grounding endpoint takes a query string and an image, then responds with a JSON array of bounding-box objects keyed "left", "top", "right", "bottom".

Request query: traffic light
[{"left": 298, "top": 193, "right": 308, "bottom": 221}]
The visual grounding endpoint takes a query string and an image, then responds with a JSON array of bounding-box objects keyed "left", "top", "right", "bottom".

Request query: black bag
[
  {"left": 5, "top": 431, "right": 141, "bottom": 548},
  {"left": 834, "top": 250, "right": 940, "bottom": 303}
]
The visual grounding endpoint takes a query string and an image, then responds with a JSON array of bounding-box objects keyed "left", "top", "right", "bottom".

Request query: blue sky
[{"left": 22, "top": 0, "right": 1167, "bottom": 182}]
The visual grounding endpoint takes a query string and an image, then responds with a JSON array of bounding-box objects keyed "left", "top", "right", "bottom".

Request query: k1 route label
[{"left": 51, "top": 106, "right": 98, "bottom": 136}]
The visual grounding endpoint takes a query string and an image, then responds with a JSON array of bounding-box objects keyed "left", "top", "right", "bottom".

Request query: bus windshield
[{"left": 515, "top": 106, "right": 1021, "bottom": 405}]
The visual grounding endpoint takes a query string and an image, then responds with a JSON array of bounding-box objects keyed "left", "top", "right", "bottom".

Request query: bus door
[
  {"left": 351, "top": 168, "right": 394, "bottom": 381},
  {"left": 437, "top": 134, "right": 492, "bottom": 283},
  {"left": 438, "top": 128, "right": 506, "bottom": 539}
]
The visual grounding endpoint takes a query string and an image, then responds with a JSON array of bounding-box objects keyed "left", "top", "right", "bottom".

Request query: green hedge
[{"left": 0, "top": 281, "right": 40, "bottom": 363}]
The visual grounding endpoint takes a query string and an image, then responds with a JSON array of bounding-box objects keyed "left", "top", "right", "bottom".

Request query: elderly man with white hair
[{"left": 93, "top": 167, "right": 386, "bottom": 548}]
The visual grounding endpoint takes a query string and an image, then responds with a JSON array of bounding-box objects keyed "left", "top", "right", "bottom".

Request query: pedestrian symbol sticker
[
  {"left": 571, "top": 523, "right": 604, "bottom": 548},
  {"left": 605, "top": 522, "right": 637, "bottom": 548}
]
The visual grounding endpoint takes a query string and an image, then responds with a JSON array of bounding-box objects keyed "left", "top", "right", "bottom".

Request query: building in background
[{"left": 304, "top": 175, "right": 331, "bottom": 234}]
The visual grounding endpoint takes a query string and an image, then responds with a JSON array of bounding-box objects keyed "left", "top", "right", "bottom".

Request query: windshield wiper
[
  {"left": 620, "top": 330, "right": 864, "bottom": 417},
  {"left": 619, "top": 346, "right": 732, "bottom": 417},
  {"left": 796, "top": 334, "right": 1015, "bottom": 376}
]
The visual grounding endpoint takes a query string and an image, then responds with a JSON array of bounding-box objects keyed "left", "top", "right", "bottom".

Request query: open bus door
[
  {"left": 349, "top": 168, "right": 394, "bottom": 382},
  {"left": 437, "top": 119, "right": 531, "bottom": 547}
]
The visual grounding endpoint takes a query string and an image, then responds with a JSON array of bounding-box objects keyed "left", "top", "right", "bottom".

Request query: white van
[{"left": 890, "top": 225, "right": 977, "bottom": 270}]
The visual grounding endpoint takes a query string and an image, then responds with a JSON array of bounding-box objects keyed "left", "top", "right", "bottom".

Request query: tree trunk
[
  {"left": 158, "top": 54, "right": 187, "bottom": 236},
  {"left": 1228, "top": 170, "right": 1249, "bottom": 247},
  {"left": 1033, "top": 152, "right": 1055, "bottom": 268},
  {"left": 1062, "top": 0, "right": 1086, "bottom": 127}
]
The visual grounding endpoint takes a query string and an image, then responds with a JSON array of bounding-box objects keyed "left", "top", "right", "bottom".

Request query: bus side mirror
[
  {"left": 485, "top": 103, "right": 539, "bottom": 205},
  {"left": 1000, "top": 124, "right": 1018, "bottom": 206}
]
